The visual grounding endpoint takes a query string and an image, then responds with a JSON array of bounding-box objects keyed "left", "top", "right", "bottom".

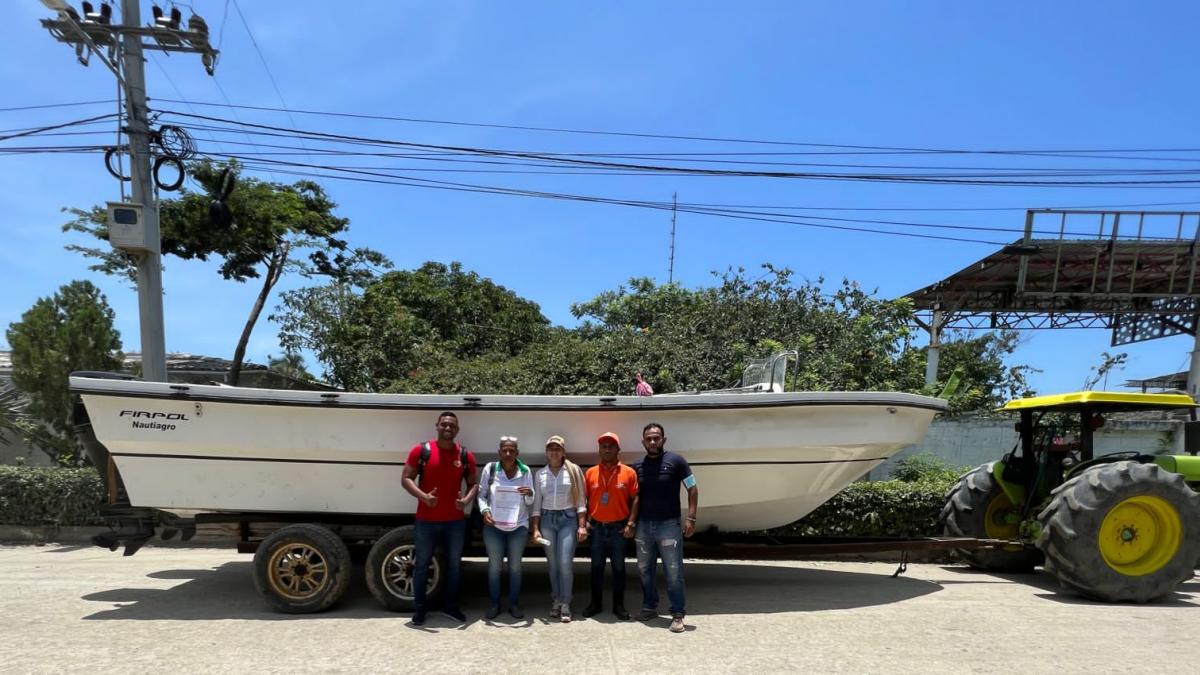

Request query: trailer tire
[
  {"left": 1036, "top": 460, "right": 1200, "bottom": 603},
  {"left": 942, "top": 462, "right": 1042, "bottom": 572},
  {"left": 253, "top": 523, "right": 352, "bottom": 613},
  {"left": 365, "top": 525, "right": 444, "bottom": 612}
]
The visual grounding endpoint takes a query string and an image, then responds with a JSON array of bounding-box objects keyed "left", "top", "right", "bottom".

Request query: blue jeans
[
  {"left": 589, "top": 521, "right": 627, "bottom": 605},
  {"left": 635, "top": 518, "right": 686, "bottom": 616},
  {"left": 412, "top": 519, "right": 466, "bottom": 612},
  {"left": 482, "top": 524, "right": 527, "bottom": 607},
  {"left": 540, "top": 509, "right": 579, "bottom": 605}
]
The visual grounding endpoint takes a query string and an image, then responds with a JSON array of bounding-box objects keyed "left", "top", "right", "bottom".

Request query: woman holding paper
[{"left": 478, "top": 436, "right": 535, "bottom": 620}]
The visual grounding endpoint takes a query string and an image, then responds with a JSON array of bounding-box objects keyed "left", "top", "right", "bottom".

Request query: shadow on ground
[
  {"left": 81, "top": 559, "right": 940, "bottom": 621},
  {"left": 938, "top": 565, "right": 1200, "bottom": 608}
]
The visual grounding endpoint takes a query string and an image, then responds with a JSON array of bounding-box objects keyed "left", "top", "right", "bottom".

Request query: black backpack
[{"left": 417, "top": 441, "right": 471, "bottom": 484}]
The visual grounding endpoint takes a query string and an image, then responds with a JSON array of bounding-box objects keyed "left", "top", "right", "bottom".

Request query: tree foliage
[
  {"left": 275, "top": 261, "right": 1030, "bottom": 409},
  {"left": 5, "top": 280, "right": 122, "bottom": 463},
  {"left": 274, "top": 261, "right": 548, "bottom": 392},
  {"left": 62, "top": 160, "right": 387, "bottom": 384}
]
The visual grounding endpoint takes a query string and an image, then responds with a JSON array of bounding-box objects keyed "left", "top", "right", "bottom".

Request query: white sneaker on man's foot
[
  {"left": 560, "top": 605, "right": 572, "bottom": 623},
  {"left": 669, "top": 615, "right": 686, "bottom": 633}
]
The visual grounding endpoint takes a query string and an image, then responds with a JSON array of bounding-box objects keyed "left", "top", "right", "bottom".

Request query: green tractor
[{"left": 942, "top": 391, "right": 1200, "bottom": 602}]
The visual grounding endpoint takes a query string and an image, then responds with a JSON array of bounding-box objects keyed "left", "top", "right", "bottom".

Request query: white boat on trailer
[{"left": 70, "top": 361, "right": 947, "bottom": 613}]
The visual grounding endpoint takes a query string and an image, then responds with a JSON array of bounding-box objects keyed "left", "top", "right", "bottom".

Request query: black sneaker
[
  {"left": 509, "top": 605, "right": 524, "bottom": 619},
  {"left": 411, "top": 610, "right": 426, "bottom": 626},
  {"left": 581, "top": 604, "right": 602, "bottom": 618},
  {"left": 442, "top": 608, "right": 467, "bottom": 623},
  {"left": 485, "top": 605, "right": 501, "bottom": 620},
  {"left": 612, "top": 606, "right": 631, "bottom": 621}
]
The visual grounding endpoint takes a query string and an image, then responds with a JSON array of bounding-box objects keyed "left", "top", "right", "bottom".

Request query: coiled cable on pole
[{"left": 152, "top": 155, "right": 186, "bottom": 191}]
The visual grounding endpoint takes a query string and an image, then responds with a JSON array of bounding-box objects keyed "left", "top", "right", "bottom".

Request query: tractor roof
[{"left": 1000, "top": 391, "right": 1196, "bottom": 413}]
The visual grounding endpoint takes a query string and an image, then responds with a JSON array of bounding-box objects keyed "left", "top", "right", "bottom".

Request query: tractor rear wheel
[
  {"left": 1036, "top": 460, "right": 1200, "bottom": 603},
  {"left": 942, "top": 462, "right": 1042, "bottom": 572}
]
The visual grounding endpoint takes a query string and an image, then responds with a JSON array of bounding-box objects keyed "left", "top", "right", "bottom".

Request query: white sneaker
[{"left": 560, "top": 604, "right": 572, "bottom": 623}]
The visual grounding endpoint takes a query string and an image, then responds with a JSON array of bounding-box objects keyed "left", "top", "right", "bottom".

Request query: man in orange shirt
[{"left": 582, "top": 431, "right": 639, "bottom": 620}]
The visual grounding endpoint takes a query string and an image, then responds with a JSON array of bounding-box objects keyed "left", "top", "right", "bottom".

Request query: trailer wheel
[
  {"left": 253, "top": 523, "right": 352, "bottom": 613},
  {"left": 1036, "top": 460, "right": 1200, "bottom": 603},
  {"left": 364, "top": 525, "right": 443, "bottom": 612},
  {"left": 942, "top": 462, "right": 1042, "bottom": 572}
]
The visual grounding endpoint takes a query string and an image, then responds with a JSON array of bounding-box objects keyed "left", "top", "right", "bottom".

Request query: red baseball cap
[{"left": 597, "top": 431, "right": 621, "bottom": 447}]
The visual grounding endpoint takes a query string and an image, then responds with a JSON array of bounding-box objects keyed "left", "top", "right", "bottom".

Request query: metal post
[
  {"left": 924, "top": 309, "right": 942, "bottom": 386},
  {"left": 667, "top": 192, "right": 677, "bottom": 284},
  {"left": 1188, "top": 329, "right": 1200, "bottom": 401},
  {"left": 120, "top": 0, "right": 167, "bottom": 382}
]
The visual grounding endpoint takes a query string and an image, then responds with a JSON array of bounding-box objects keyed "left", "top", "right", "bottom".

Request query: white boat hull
[{"left": 73, "top": 377, "right": 945, "bottom": 532}]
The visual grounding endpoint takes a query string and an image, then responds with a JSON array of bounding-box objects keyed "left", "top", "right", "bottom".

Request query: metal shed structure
[{"left": 905, "top": 209, "right": 1200, "bottom": 397}]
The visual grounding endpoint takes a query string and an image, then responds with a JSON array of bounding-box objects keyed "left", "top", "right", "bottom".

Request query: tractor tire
[
  {"left": 253, "top": 523, "right": 353, "bottom": 614},
  {"left": 1036, "top": 460, "right": 1200, "bottom": 603},
  {"left": 364, "top": 525, "right": 444, "bottom": 612},
  {"left": 942, "top": 462, "right": 1042, "bottom": 572}
]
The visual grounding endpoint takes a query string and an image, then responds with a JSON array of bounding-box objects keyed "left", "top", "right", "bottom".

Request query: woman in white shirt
[
  {"left": 477, "top": 436, "right": 535, "bottom": 619},
  {"left": 529, "top": 434, "right": 588, "bottom": 622}
]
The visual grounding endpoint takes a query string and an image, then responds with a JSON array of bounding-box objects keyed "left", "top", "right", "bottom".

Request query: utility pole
[
  {"left": 668, "top": 192, "right": 677, "bottom": 284},
  {"left": 119, "top": 0, "right": 165, "bottom": 382},
  {"left": 39, "top": 1, "right": 218, "bottom": 382}
]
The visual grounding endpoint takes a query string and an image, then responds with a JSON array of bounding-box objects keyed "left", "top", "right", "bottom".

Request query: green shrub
[
  {"left": 769, "top": 476, "right": 956, "bottom": 538},
  {"left": 889, "top": 453, "right": 968, "bottom": 484},
  {"left": 0, "top": 466, "right": 105, "bottom": 526}
]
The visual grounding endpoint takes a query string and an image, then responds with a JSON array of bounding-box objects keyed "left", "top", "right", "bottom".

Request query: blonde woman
[{"left": 530, "top": 435, "right": 588, "bottom": 622}]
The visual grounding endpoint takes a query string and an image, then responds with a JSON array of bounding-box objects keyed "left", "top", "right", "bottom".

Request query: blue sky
[{"left": 3, "top": 1, "right": 1199, "bottom": 394}]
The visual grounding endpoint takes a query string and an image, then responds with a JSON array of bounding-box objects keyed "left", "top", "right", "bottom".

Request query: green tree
[
  {"left": 895, "top": 330, "right": 1038, "bottom": 413},
  {"left": 267, "top": 351, "right": 315, "bottom": 382},
  {"left": 1083, "top": 351, "right": 1127, "bottom": 391},
  {"left": 62, "top": 160, "right": 386, "bottom": 385},
  {"left": 274, "top": 261, "right": 549, "bottom": 392},
  {"left": 0, "top": 382, "right": 64, "bottom": 460},
  {"left": 273, "top": 261, "right": 1031, "bottom": 409},
  {"left": 5, "top": 280, "right": 123, "bottom": 463}
]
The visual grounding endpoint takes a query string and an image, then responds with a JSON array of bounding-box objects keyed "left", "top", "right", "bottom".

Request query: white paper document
[{"left": 491, "top": 486, "right": 524, "bottom": 526}]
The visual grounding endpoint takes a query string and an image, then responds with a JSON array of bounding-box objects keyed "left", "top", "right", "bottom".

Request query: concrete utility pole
[
  {"left": 119, "top": 0, "right": 166, "bottom": 382},
  {"left": 39, "top": 1, "right": 218, "bottom": 382},
  {"left": 924, "top": 309, "right": 943, "bottom": 387}
]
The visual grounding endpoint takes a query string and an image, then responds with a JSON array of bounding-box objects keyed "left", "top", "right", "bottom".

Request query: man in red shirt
[{"left": 402, "top": 411, "right": 478, "bottom": 626}]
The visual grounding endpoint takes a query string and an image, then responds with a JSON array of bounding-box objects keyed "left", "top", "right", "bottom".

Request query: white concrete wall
[{"left": 868, "top": 416, "right": 1182, "bottom": 480}]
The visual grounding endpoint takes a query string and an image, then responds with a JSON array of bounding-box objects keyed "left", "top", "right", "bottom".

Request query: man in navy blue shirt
[{"left": 632, "top": 422, "right": 698, "bottom": 633}]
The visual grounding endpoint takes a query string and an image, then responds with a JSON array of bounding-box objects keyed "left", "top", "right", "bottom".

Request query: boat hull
[{"left": 73, "top": 377, "right": 945, "bottom": 532}]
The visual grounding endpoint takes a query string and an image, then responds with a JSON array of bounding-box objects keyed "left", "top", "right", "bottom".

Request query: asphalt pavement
[{"left": 1, "top": 544, "right": 1197, "bottom": 673}]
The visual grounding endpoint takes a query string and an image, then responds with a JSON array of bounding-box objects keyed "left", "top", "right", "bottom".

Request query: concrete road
[{"left": 1, "top": 545, "right": 1196, "bottom": 674}]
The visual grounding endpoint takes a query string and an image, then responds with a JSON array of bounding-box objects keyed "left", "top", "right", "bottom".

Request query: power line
[
  {"left": 0, "top": 99, "right": 116, "bottom": 113},
  {"left": 0, "top": 113, "right": 119, "bottom": 142},
  {"left": 194, "top": 149, "right": 1009, "bottom": 245},
  {"left": 228, "top": 0, "right": 319, "bottom": 174},
  {"left": 147, "top": 97, "right": 1200, "bottom": 158},
  {"left": 154, "top": 110, "right": 1200, "bottom": 188}
]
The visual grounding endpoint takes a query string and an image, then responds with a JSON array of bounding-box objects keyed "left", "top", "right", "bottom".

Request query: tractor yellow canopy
[{"left": 999, "top": 391, "right": 1196, "bottom": 413}]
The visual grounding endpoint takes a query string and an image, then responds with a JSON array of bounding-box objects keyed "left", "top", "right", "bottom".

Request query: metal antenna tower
[{"left": 668, "top": 192, "right": 677, "bottom": 284}]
